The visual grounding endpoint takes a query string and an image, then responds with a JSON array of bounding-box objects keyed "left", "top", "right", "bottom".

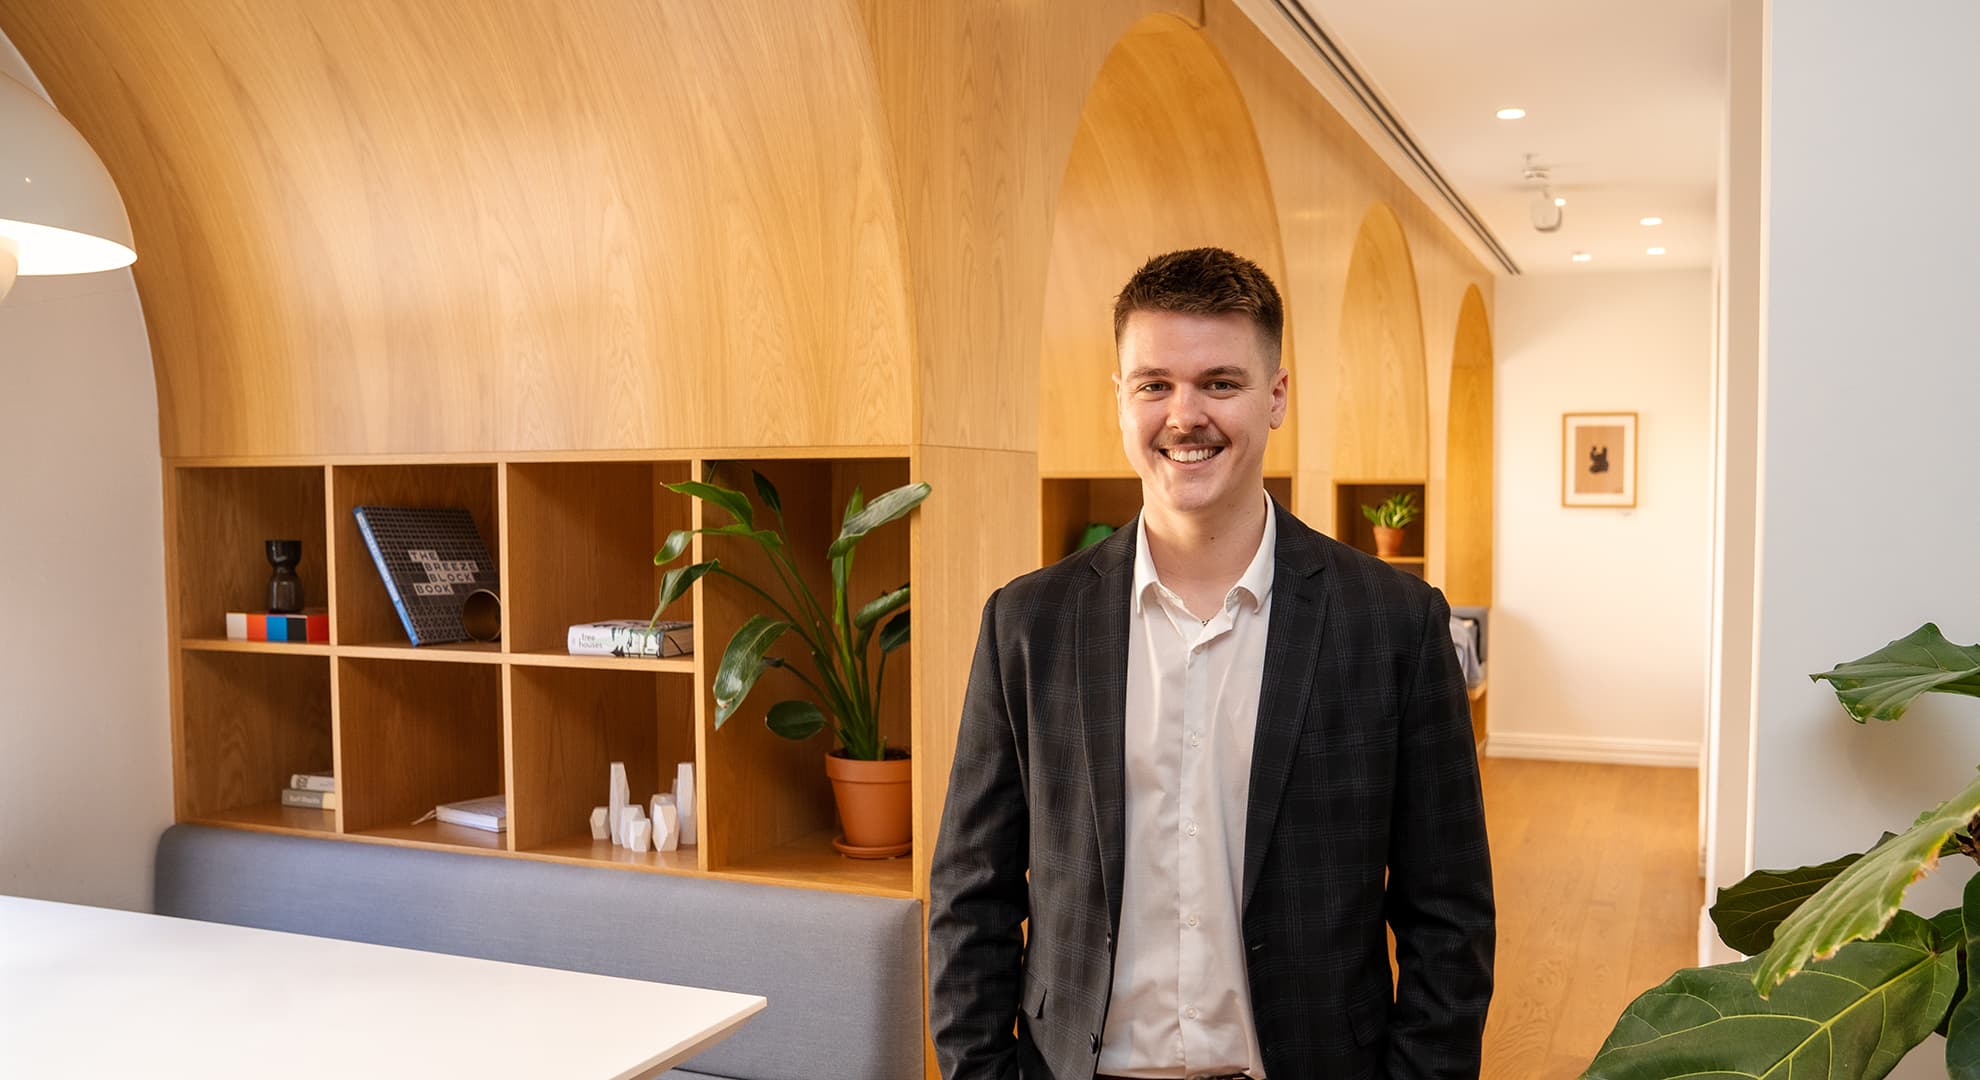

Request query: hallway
[{"left": 1478, "top": 758, "right": 1701, "bottom": 1078}]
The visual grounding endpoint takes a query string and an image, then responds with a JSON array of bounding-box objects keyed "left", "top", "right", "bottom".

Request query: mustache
[{"left": 1157, "top": 439, "right": 1228, "bottom": 450}]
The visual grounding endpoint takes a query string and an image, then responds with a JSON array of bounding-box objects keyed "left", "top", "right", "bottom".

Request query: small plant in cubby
[{"left": 655, "top": 469, "right": 928, "bottom": 860}]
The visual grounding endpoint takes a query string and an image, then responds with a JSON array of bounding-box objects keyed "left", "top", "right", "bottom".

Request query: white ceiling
[{"left": 1239, "top": 0, "right": 1729, "bottom": 275}]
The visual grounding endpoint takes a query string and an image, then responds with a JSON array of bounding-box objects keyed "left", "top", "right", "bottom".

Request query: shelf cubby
[
  {"left": 508, "top": 663, "right": 699, "bottom": 868},
  {"left": 171, "top": 465, "right": 329, "bottom": 641},
  {"left": 1335, "top": 481, "right": 1427, "bottom": 578},
  {"left": 177, "top": 649, "right": 333, "bottom": 832},
  {"left": 329, "top": 463, "right": 499, "bottom": 650},
  {"left": 696, "top": 457, "right": 912, "bottom": 883},
  {"left": 503, "top": 459, "right": 695, "bottom": 656},
  {"left": 335, "top": 656, "right": 503, "bottom": 849},
  {"left": 1040, "top": 474, "right": 1294, "bottom": 564}
]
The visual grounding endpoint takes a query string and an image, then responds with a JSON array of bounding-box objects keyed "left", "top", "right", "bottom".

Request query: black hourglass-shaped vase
[{"left": 265, "top": 539, "right": 304, "bottom": 614}]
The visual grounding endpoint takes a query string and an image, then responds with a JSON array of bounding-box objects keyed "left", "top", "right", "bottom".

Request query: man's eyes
[{"left": 1135, "top": 380, "right": 1241, "bottom": 394}]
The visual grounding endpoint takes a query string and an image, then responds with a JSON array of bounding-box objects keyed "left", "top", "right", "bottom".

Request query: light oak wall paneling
[
  {"left": 1198, "top": 2, "right": 1496, "bottom": 545},
  {"left": 508, "top": 664, "right": 698, "bottom": 870},
  {"left": 910, "top": 446, "right": 1040, "bottom": 897},
  {"left": 0, "top": 0, "right": 914, "bottom": 456},
  {"left": 328, "top": 463, "right": 499, "bottom": 653},
  {"left": 1038, "top": 15, "right": 1295, "bottom": 478},
  {"left": 1445, "top": 285, "right": 1494, "bottom": 608},
  {"left": 853, "top": 0, "right": 1194, "bottom": 456},
  {"left": 335, "top": 656, "right": 503, "bottom": 848},
  {"left": 503, "top": 460, "right": 692, "bottom": 657},
  {"left": 695, "top": 457, "right": 912, "bottom": 877},
  {"left": 178, "top": 650, "right": 332, "bottom": 827},
  {"left": 172, "top": 466, "right": 330, "bottom": 641},
  {"left": 1333, "top": 204, "right": 1431, "bottom": 487}
]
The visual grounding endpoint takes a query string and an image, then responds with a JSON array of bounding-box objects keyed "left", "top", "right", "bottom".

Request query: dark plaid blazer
[{"left": 928, "top": 501, "right": 1494, "bottom": 1080}]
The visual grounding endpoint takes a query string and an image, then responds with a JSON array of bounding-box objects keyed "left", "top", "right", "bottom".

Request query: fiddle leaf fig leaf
[
  {"left": 1946, "top": 877, "right": 1980, "bottom": 1077},
  {"left": 1712, "top": 835, "right": 1967, "bottom": 956},
  {"left": 664, "top": 480, "right": 754, "bottom": 529},
  {"left": 1754, "top": 768, "right": 1980, "bottom": 996},
  {"left": 1810, "top": 623, "right": 1980, "bottom": 723},
  {"left": 765, "top": 699, "right": 827, "bottom": 741},
  {"left": 711, "top": 615, "right": 789, "bottom": 727},
  {"left": 829, "top": 482, "right": 930, "bottom": 559},
  {"left": 1584, "top": 910, "right": 1958, "bottom": 1079}
]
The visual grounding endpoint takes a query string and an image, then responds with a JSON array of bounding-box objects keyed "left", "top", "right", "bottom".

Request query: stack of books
[
  {"left": 567, "top": 619, "right": 693, "bottom": 659},
  {"left": 280, "top": 771, "right": 337, "bottom": 810},
  {"left": 413, "top": 794, "right": 507, "bottom": 833}
]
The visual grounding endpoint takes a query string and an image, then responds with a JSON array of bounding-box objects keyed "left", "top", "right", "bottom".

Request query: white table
[{"left": 0, "top": 895, "right": 765, "bottom": 1078}]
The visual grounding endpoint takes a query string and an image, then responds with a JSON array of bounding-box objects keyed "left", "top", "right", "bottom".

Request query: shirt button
[
  {"left": 1186, "top": 1006, "right": 1200, "bottom": 1020},
  {"left": 1185, "top": 821, "right": 1199, "bottom": 837},
  {"left": 1189, "top": 731, "right": 1202, "bottom": 747},
  {"left": 1187, "top": 913, "right": 1200, "bottom": 927}
]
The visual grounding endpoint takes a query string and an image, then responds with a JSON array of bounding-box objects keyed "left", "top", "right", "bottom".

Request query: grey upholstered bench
[{"left": 154, "top": 825, "right": 924, "bottom": 1079}]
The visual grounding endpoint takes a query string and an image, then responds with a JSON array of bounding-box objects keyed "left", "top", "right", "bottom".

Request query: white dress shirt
[{"left": 1098, "top": 494, "right": 1275, "bottom": 1079}]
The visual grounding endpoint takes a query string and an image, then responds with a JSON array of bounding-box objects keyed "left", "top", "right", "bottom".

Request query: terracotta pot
[
  {"left": 1372, "top": 526, "right": 1405, "bottom": 557},
  {"left": 826, "top": 749, "right": 912, "bottom": 859}
]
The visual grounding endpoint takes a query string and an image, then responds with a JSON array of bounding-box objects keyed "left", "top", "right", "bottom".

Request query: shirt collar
[{"left": 1131, "top": 490, "right": 1278, "bottom": 616}]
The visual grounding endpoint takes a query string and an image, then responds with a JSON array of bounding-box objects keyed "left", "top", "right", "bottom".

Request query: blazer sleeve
[
  {"left": 1382, "top": 587, "right": 1496, "bottom": 1079},
  {"left": 927, "top": 589, "right": 1030, "bottom": 1080}
]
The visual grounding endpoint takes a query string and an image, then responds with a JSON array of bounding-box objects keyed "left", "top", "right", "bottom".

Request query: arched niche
[
  {"left": 1036, "top": 13, "right": 1292, "bottom": 560},
  {"left": 1333, "top": 203, "right": 1429, "bottom": 482},
  {"left": 1444, "top": 284, "right": 1494, "bottom": 608},
  {"left": 1037, "top": 17, "right": 1292, "bottom": 476}
]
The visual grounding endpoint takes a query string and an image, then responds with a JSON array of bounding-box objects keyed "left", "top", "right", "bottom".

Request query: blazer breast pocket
[{"left": 1020, "top": 970, "right": 1048, "bottom": 1020}]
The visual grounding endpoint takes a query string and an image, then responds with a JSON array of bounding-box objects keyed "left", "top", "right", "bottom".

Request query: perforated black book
[{"left": 351, "top": 506, "right": 498, "bottom": 646}]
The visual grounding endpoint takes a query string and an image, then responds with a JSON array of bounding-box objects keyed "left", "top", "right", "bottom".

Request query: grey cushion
[{"left": 155, "top": 825, "right": 923, "bottom": 1080}]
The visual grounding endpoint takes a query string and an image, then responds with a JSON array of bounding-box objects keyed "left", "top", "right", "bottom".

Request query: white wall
[
  {"left": 1489, "top": 269, "right": 1714, "bottom": 765},
  {"left": 0, "top": 36, "right": 171, "bottom": 910},
  {"left": 1741, "top": 4, "right": 1980, "bottom": 1075}
]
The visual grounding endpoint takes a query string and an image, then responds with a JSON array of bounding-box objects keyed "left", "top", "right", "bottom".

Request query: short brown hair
[{"left": 1113, "top": 247, "right": 1284, "bottom": 363}]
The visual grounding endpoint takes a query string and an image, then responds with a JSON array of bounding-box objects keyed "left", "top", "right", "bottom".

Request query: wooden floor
[{"left": 1477, "top": 758, "right": 1702, "bottom": 1080}]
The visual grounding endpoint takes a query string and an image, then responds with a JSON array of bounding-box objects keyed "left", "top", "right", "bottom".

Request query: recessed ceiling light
[
  {"left": 1553, "top": 196, "right": 1567, "bottom": 207},
  {"left": 1646, "top": 247, "right": 1667, "bottom": 256},
  {"left": 1496, "top": 107, "right": 1526, "bottom": 120},
  {"left": 1640, "top": 216, "right": 1664, "bottom": 226},
  {"left": 1572, "top": 252, "right": 1592, "bottom": 263}
]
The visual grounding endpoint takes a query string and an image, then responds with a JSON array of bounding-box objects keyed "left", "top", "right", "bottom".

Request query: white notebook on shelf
[{"left": 414, "top": 794, "right": 507, "bottom": 833}]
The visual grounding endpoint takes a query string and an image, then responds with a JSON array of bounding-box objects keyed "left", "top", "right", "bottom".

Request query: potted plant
[
  {"left": 1360, "top": 491, "right": 1419, "bottom": 558},
  {"left": 652, "top": 469, "right": 929, "bottom": 859},
  {"left": 1584, "top": 622, "right": 1980, "bottom": 1079}
]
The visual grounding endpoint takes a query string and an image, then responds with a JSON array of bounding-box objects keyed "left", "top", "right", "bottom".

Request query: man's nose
[{"left": 1166, "top": 386, "right": 1208, "bottom": 431}]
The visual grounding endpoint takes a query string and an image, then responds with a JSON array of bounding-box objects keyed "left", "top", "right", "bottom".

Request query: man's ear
[{"left": 1268, "top": 365, "right": 1290, "bottom": 430}]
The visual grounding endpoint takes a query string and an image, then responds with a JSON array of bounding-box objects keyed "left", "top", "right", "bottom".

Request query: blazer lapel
[
  {"left": 1243, "top": 504, "right": 1328, "bottom": 912},
  {"left": 1076, "top": 525, "right": 1134, "bottom": 932}
]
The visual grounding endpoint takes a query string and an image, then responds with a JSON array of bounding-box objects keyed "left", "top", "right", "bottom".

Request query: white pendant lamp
[{"left": 0, "top": 71, "right": 135, "bottom": 302}]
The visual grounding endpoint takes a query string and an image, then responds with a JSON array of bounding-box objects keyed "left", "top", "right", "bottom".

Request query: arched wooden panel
[
  {"left": 1445, "top": 284, "right": 1493, "bottom": 606},
  {"left": 0, "top": 0, "right": 914, "bottom": 456},
  {"left": 1037, "top": 14, "right": 1295, "bottom": 478},
  {"left": 1333, "top": 203, "right": 1429, "bottom": 481}
]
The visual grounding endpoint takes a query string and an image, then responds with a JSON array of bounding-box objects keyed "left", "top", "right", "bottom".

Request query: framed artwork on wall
[{"left": 1562, "top": 412, "right": 1637, "bottom": 508}]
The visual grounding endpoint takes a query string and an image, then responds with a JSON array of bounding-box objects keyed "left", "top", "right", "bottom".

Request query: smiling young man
[{"left": 929, "top": 248, "right": 1494, "bottom": 1080}]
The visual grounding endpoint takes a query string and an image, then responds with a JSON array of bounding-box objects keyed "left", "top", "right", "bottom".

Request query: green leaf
[
  {"left": 828, "top": 481, "right": 930, "bottom": 559},
  {"left": 656, "top": 560, "right": 717, "bottom": 613},
  {"left": 1713, "top": 851, "right": 1868, "bottom": 956},
  {"left": 1584, "top": 910, "right": 1958, "bottom": 1079},
  {"left": 843, "top": 485, "right": 865, "bottom": 529},
  {"left": 854, "top": 585, "right": 910, "bottom": 632},
  {"left": 1948, "top": 878, "right": 1980, "bottom": 1077},
  {"left": 1810, "top": 623, "right": 1980, "bottom": 723},
  {"left": 654, "top": 529, "right": 692, "bottom": 566},
  {"left": 712, "top": 614, "right": 789, "bottom": 727},
  {"left": 698, "top": 522, "right": 783, "bottom": 549},
  {"left": 1755, "top": 768, "right": 1980, "bottom": 994},
  {"left": 664, "top": 480, "right": 754, "bottom": 529},
  {"left": 1075, "top": 523, "right": 1115, "bottom": 551},
  {"left": 765, "top": 699, "right": 827, "bottom": 741},
  {"left": 751, "top": 470, "right": 782, "bottom": 518},
  {"left": 879, "top": 610, "right": 910, "bottom": 655}
]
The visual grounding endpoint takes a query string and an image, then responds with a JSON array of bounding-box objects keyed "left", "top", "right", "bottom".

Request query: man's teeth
[{"left": 1166, "top": 447, "right": 1219, "bottom": 464}]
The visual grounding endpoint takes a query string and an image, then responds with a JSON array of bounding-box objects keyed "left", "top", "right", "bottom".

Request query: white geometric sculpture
[
  {"left": 618, "top": 804, "right": 646, "bottom": 849},
  {"left": 628, "top": 817, "right": 652, "bottom": 854},
  {"left": 589, "top": 806, "right": 609, "bottom": 841},
  {"left": 653, "top": 800, "right": 681, "bottom": 852},
  {"left": 608, "top": 762, "right": 630, "bottom": 848},
  {"left": 674, "top": 763, "right": 696, "bottom": 846}
]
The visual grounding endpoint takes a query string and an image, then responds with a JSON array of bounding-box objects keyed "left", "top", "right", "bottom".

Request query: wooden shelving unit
[
  {"left": 1334, "top": 481, "right": 1428, "bottom": 579},
  {"left": 164, "top": 454, "right": 918, "bottom": 899}
]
